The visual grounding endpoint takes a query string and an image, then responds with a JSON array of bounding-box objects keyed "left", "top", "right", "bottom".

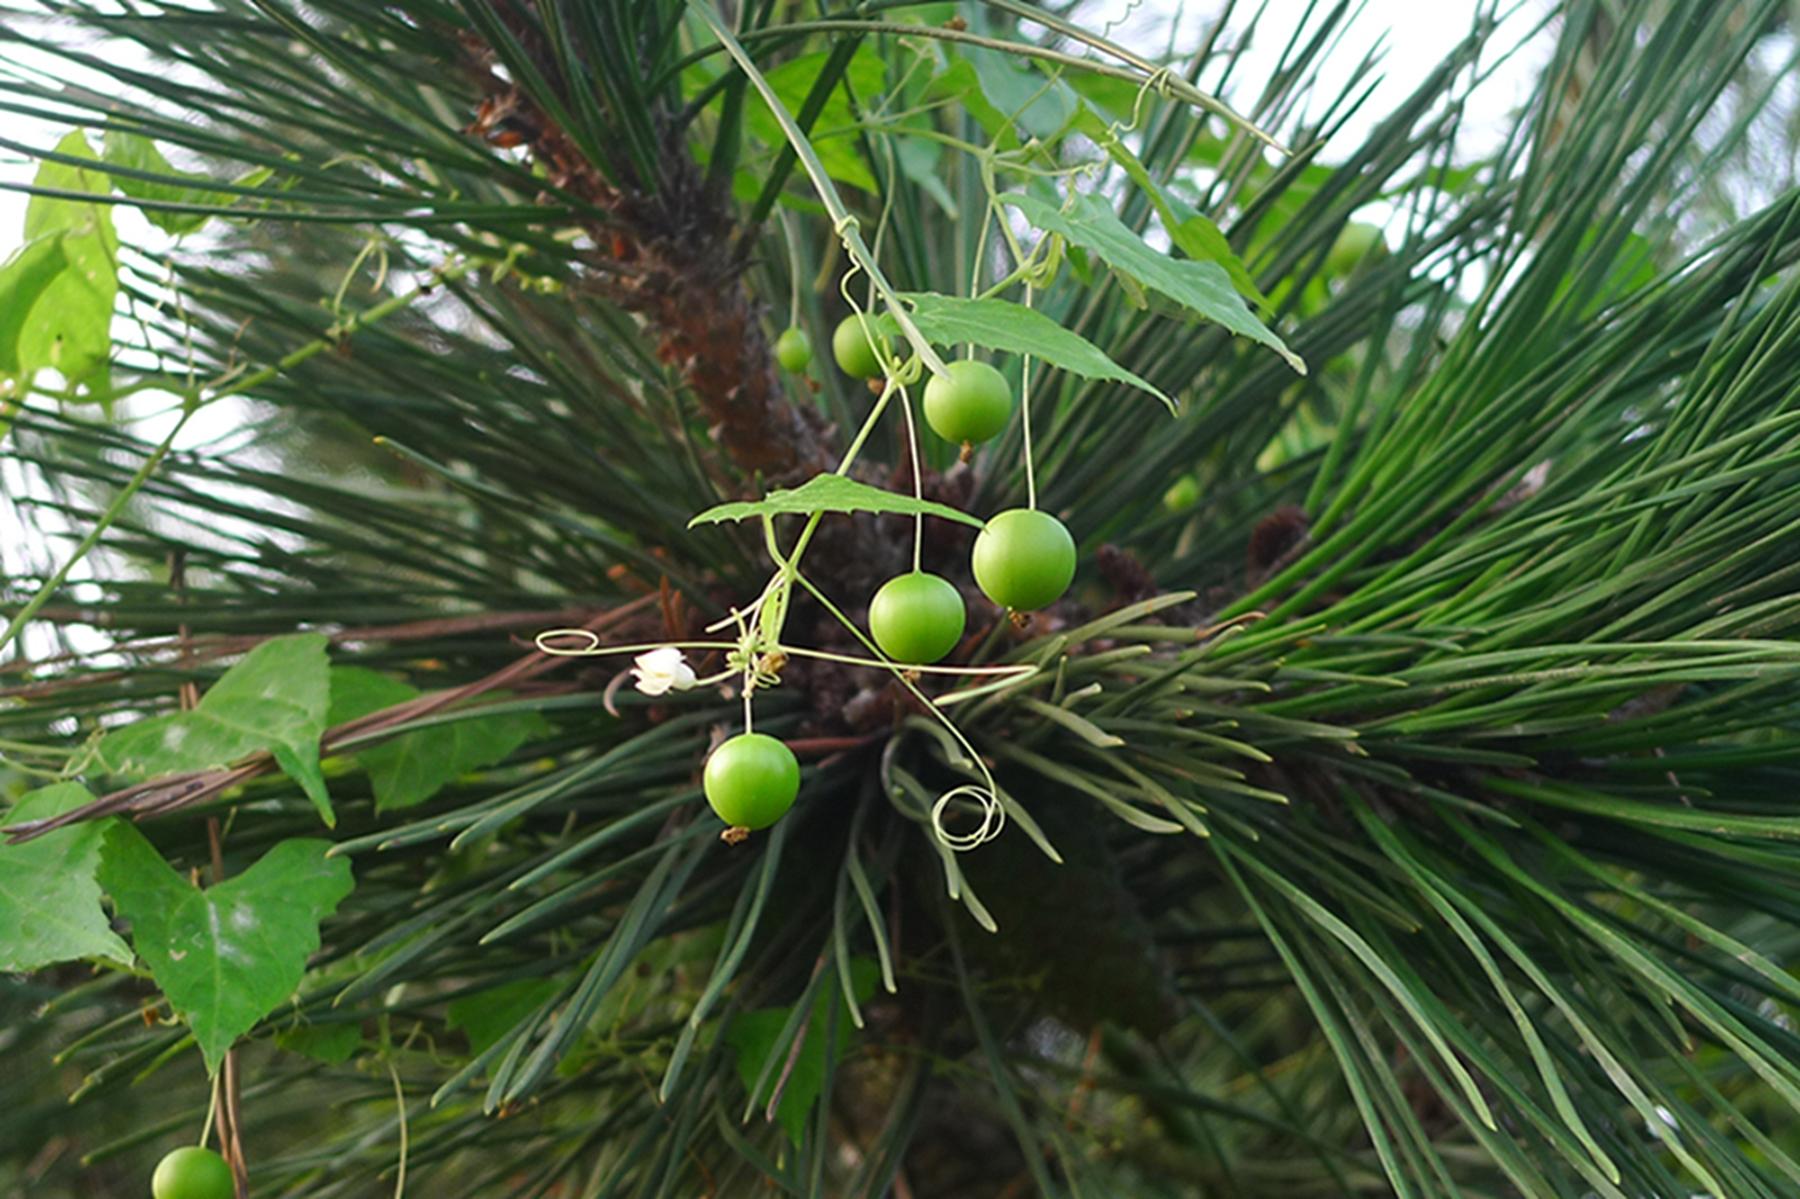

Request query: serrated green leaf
[
  {"left": 100, "top": 826, "right": 354, "bottom": 1074},
  {"left": 872, "top": 292, "right": 1174, "bottom": 411},
  {"left": 327, "top": 666, "right": 549, "bottom": 812},
  {"left": 0, "top": 236, "right": 70, "bottom": 383},
  {"left": 0, "top": 783, "right": 130, "bottom": 972},
  {"left": 726, "top": 957, "right": 877, "bottom": 1142},
  {"left": 1076, "top": 109, "right": 1268, "bottom": 307},
  {"left": 689, "top": 473, "right": 985, "bottom": 529},
  {"left": 16, "top": 130, "right": 117, "bottom": 392},
  {"left": 1004, "top": 191, "right": 1305, "bottom": 374},
  {"left": 97, "top": 633, "right": 334, "bottom": 824}
]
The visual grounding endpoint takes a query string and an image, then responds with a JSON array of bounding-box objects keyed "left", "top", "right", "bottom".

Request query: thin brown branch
[{"left": 2, "top": 595, "right": 656, "bottom": 843}]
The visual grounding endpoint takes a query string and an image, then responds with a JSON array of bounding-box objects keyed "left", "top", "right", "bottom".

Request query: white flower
[{"left": 631, "top": 647, "right": 696, "bottom": 696}]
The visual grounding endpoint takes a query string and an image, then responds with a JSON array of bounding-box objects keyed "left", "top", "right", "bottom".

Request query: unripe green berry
[
  {"left": 972, "top": 508, "right": 1077, "bottom": 612},
  {"left": 869, "top": 572, "right": 966, "bottom": 664},
  {"left": 832, "top": 314, "right": 890, "bottom": 379},
  {"left": 924, "top": 360, "right": 1013, "bottom": 445},
  {"left": 1327, "top": 221, "right": 1384, "bottom": 275},
  {"left": 703, "top": 733, "right": 801, "bottom": 830},
  {"left": 1162, "top": 475, "right": 1200, "bottom": 511},
  {"left": 153, "top": 1147, "right": 234, "bottom": 1199},
  {"left": 775, "top": 326, "right": 812, "bottom": 372}
]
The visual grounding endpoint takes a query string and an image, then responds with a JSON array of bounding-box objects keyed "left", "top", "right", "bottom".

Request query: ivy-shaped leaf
[
  {"left": 16, "top": 130, "right": 118, "bottom": 394},
  {"left": 0, "top": 783, "right": 131, "bottom": 972},
  {"left": 327, "top": 666, "right": 549, "bottom": 812},
  {"left": 97, "top": 633, "right": 334, "bottom": 823},
  {"left": 873, "top": 293, "right": 1174, "bottom": 411},
  {"left": 726, "top": 958, "right": 877, "bottom": 1142},
  {"left": 689, "top": 473, "right": 986, "bottom": 529},
  {"left": 1004, "top": 191, "right": 1306, "bottom": 374},
  {"left": 99, "top": 826, "right": 354, "bottom": 1074}
]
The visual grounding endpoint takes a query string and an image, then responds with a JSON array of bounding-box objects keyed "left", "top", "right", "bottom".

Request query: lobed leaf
[
  {"left": 327, "top": 666, "right": 548, "bottom": 812},
  {"left": 97, "top": 633, "right": 334, "bottom": 823},
  {"left": 99, "top": 827, "right": 354, "bottom": 1074},
  {"left": 0, "top": 783, "right": 131, "bottom": 972}
]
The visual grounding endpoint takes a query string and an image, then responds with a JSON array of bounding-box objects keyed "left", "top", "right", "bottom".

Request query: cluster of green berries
[
  {"left": 707, "top": 314, "right": 1080, "bottom": 835},
  {"left": 817, "top": 311, "right": 1077, "bottom": 629}
]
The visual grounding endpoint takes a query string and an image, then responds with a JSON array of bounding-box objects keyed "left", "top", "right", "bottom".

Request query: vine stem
[
  {"left": 533, "top": 631, "right": 1032, "bottom": 679},
  {"left": 899, "top": 381, "right": 924, "bottom": 572},
  {"left": 173, "top": 551, "right": 246, "bottom": 1198},
  {"left": 1022, "top": 282, "right": 1038, "bottom": 510},
  {"left": 0, "top": 258, "right": 473, "bottom": 661},
  {"left": 670, "top": 16, "right": 1287, "bottom": 154},
  {"left": 690, "top": 1, "right": 948, "bottom": 380},
  {"left": 777, "top": 207, "right": 803, "bottom": 328}
]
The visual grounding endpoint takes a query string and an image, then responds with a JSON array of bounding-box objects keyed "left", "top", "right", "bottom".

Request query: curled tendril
[
  {"left": 1099, "top": 0, "right": 1146, "bottom": 40},
  {"left": 931, "top": 783, "right": 1007, "bottom": 850},
  {"left": 537, "top": 628, "right": 602, "bottom": 655},
  {"left": 1141, "top": 65, "right": 1178, "bottom": 102}
]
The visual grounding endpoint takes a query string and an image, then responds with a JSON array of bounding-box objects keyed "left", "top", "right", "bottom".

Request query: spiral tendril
[{"left": 931, "top": 783, "right": 1007, "bottom": 850}]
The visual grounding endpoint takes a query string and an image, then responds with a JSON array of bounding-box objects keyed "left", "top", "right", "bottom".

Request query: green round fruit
[
  {"left": 972, "top": 508, "right": 1077, "bottom": 612},
  {"left": 1162, "top": 475, "right": 1200, "bottom": 512},
  {"left": 703, "top": 733, "right": 801, "bottom": 830},
  {"left": 869, "top": 572, "right": 967, "bottom": 664},
  {"left": 923, "top": 359, "right": 1013, "bottom": 444},
  {"left": 774, "top": 326, "right": 812, "bottom": 372},
  {"left": 152, "top": 1147, "right": 234, "bottom": 1199},
  {"left": 832, "top": 314, "right": 890, "bottom": 379},
  {"left": 1327, "top": 221, "right": 1384, "bottom": 275}
]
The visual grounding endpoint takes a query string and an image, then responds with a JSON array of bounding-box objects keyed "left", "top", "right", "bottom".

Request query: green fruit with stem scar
[
  {"left": 775, "top": 327, "right": 812, "bottom": 372},
  {"left": 869, "top": 571, "right": 966, "bottom": 664},
  {"left": 972, "top": 508, "right": 1077, "bottom": 611},
  {"left": 703, "top": 733, "right": 801, "bottom": 830},
  {"left": 832, "top": 314, "right": 890, "bottom": 379},
  {"left": 152, "top": 1147, "right": 234, "bottom": 1199},
  {"left": 924, "top": 359, "right": 1013, "bottom": 444}
]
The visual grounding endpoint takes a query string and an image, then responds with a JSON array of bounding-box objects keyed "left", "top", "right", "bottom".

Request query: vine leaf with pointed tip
[
  {"left": 1004, "top": 191, "right": 1306, "bottom": 374},
  {"left": 99, "top": 826, "right": 354, "bottom": 1075},
  {"left": 96, "top": 633, "right": 334, "bottom": 823},
  {"left": 872, "top": 292, "right": 1175, "bottom": 412},
  {"left": 0, "top": 783, "right": 131, "bottom": 972},
  {"left": 690, "top": 473, "right": 986, "bottom": 529}
]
